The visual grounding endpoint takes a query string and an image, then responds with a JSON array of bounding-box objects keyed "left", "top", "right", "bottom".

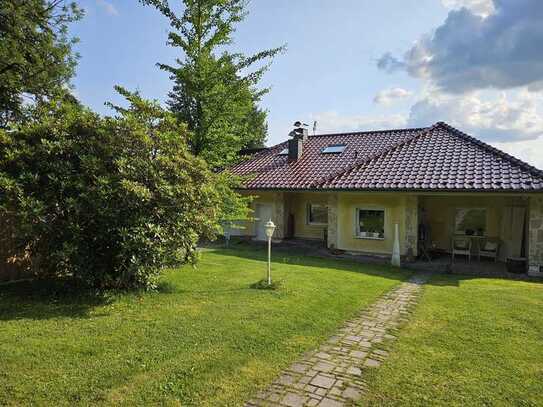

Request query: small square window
[
  {"left": 308, "top": 203, "right": 328, "bottom": 225},
  {"left": 357, "top": 209, "right": 385, "bottom": 239},
  {"left": 321, "top": 144, "right": 346, "bottom": 154}
]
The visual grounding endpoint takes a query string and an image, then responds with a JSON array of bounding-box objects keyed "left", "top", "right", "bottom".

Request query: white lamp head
[{"left": 264, "top": 219, "right": 276, "bottom": 239}]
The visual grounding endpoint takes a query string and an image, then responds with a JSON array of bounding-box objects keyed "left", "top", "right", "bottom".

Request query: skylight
[
  {"left": 321, "top": 144, "right": 346, "bottom": 154},
  {"left": 278, "top": 148, "right": 288, "bottom": 155}
]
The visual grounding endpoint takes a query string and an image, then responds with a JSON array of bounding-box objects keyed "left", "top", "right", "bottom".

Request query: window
[
  {"left": 454, "top": 208, "right": 487, "bottom": 236},
  {"left": 357, "top": 209, "right": 385, "bottom": 239},
  {"left": 307, "top": 203, "right": 328, "bottom": 225},
  {"left": 321, "top": 144, "right": 346, "bottom": 154},
  {"left": 277, "top": 148, "right": 288, "bottom": 155}
]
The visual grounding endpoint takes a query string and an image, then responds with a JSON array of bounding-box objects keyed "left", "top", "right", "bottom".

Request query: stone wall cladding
[
  {"left": 404, "top": 196, "right": 418, "bottom": 257},
  {"left": 327, "top": 194, "right": 338, "bottom": 249},
  {"left": 273, "top": 192, "right": 286, "bottom": 240},
  {"left": 529, "top": 196, "right": 543, "bottom": 274}
]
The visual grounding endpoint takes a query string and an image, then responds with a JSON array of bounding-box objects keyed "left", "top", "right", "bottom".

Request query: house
[{"left": 229, "top": 122, "right": 543, "bottom": 276}]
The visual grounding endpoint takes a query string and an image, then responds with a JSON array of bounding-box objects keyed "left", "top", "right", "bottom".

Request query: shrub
[
  {"left": 250, "top": 279, "right": 282, "bottom": 291},
  {"left": 0, "top": 89, "right": 248, "bottom": 289}
]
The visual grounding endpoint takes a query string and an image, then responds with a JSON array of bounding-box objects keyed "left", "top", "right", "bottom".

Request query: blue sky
[{"left": 72, "top": 0, "right": 543, "bottom": 168}]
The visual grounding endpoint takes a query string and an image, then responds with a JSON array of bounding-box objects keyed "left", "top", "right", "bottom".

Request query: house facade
[{"left": 229, "top": 122, "right": 543, "bottom": 276}]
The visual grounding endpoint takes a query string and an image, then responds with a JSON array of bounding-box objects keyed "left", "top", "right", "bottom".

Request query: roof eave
[{"left": 237, "top": 186, "right": 543, "bottom": 194}]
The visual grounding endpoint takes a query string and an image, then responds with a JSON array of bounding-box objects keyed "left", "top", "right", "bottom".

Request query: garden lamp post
[
  {"left": 264, "top": 219, "right": 276, "bottom": 285},
  {"left": 222, "top": 221, "right": 231, "bottom": 248}
]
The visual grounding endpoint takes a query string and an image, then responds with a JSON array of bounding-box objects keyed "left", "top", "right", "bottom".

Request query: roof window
[
  {"left": 321, "top": 144, "right": 346, "bottom": 154},
  {"left": 277, "top": 148, "right": 288, "bottom": 155}
]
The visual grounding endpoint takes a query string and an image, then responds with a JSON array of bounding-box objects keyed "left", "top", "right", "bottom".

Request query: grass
[
  {"left": 360, "top": 273, "right": 543, "bottom": 406},
  {"left": 0, "top": 245, "right": 407, "bottom": 406}
]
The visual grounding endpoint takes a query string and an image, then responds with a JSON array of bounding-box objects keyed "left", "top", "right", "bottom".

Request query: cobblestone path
[{"left": 245, "top": 273, "right": 429, "bottom": 407}]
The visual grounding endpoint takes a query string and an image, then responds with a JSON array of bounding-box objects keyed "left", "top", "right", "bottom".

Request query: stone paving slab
[{"left": 245, "top": 273, "right": 429, "bottom": 407}]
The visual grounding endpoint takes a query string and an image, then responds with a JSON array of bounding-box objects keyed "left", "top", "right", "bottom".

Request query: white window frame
[
  {"left": 355, "top": 207, "right": 386, "bottom": 240},
  {"left": 307, "top": 203, "right": 328, "bottom": 226},
  {"left": 454, "top": 207, "right": 487, "bottom": 236}
]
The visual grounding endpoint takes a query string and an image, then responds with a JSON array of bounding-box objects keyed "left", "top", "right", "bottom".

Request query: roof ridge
[
  {"left": 310, "top": 124, "right": 441, "bottom": 188},
  {"left": 307, "top": 126, "right": 430, "bottom": 139},
  {"left": 436, "top": 122, "right": 543, "bottom": 178},
  {"left": 256, "top": 127, "right": 429, "bottom": 152}
]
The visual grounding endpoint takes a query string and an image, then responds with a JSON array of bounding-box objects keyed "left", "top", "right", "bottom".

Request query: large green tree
[
  {"left": 0, "top": 0, "right": 83, "bottom": 128},
  {"left": 0, "top": 90, "right": 249, "bottom": 289},
  {"left": 140, "top": 0, "right": 283, "bottom": 167}
]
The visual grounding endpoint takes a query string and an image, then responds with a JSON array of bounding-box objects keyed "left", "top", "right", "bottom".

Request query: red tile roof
[{"left": 230, "top": 122, "right": 543, "bottom": 192}]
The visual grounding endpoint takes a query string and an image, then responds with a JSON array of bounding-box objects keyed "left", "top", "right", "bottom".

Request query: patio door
[{"left": 255, "top": 203, "right": 273, "bottom": 241}]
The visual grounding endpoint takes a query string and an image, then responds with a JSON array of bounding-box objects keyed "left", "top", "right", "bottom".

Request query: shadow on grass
[
  {"left": 203, "top": 241, "right": 411, "bottom": 283},
  {"left": 422, "top": 272, "right": 543, "bottom": 287},
  {"left": 205, "top": 241, "right": 543, "bottom": 288},
  {"left": 0, "top": 278, "right": 112, "bottom": 322},
  {"left": 156, "top": 279, "right": 254, "bottom": 295}
]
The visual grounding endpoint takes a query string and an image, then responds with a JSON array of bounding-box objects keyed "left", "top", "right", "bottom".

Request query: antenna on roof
[
  {"left": 313, "top": 121, "right": 317, "bottom": 136},
  {"left": 290, "top": 120, "right": 309, "bottom": 141}
]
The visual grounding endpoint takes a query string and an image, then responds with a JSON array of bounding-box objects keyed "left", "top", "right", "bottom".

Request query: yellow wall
[
  {"left": 336, "top": 193, "right": 408, "bottom": 255},
  {"left": 230, "top": 191, "right": 276, "bottom": 237},
  {"left": 236, "top": 190, "right": 530, "bottom": 260},
  {"left": 422, "top": 195, "right": 498, "bottom": 249},
  {"left": 420, "top": 195, "right": 528, "bottom": 259},
  {"left": 242, "top": 191, "right": 412, "bottom": 255},
  {"left": 286, "top": 192, "right": 328, "bottom": 240},
  {"left": 243, "top": 191, "right": 330, "bottom": 241}
]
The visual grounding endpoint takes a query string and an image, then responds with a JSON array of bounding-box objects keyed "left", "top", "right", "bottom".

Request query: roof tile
[{"left": 230, "top": 122, "right": 543, "bottom": 192}]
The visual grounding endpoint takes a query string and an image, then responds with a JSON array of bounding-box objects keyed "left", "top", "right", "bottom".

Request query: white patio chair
[
  {"left": 478, "top": 239, "right": 500, "bottom": 262},
  {"left": 452, "top": 237, "right": 472, "bottom": 263}
]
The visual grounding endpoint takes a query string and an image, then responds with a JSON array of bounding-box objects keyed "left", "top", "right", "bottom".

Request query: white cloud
[
  {"left": 408, "top": 90, "right": 543, "bottom": 142},
  {"left": 441, "top": 0, "right": 495, "bottom": 17},
  {"left": 373, "top": 88, "right": 412, "bottom": 106},
  {"left": 379, "top": 0, "right": 543, "bottom": 93},
  {"left": 96, "top": 0, "right": 119, "bottom": 16},
  {"left": 492, "top": 137, "right": 543, "bottom": 169},
  {"left": 310, "top": 111, "right": 408, "bottom": 134},
  {"left": 373, "top": 0, "right": 543, "bottom": 166}
]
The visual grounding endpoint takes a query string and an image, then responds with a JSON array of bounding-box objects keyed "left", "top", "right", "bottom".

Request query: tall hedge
[{"left": 0, "top": 90, "right": 248, "bottom": 289}]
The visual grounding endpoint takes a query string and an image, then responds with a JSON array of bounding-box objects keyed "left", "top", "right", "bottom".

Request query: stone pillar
[
  {"left": 528, "top": 195, "right": 543, "bottom": 276},
  {"left": 272, "top": 191, "right": 285, "bottom": 240},
  {"left": 327, "top": 193, "right": 338, "bottom": 249},
  {"left": 404, "top": 195, "right": 419, "bottom": 258}
]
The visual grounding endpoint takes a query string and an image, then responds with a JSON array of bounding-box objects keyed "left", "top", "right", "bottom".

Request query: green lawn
[
  {"left": 361, "top": 274, "right": 543, "bottom": 406},
  {"left": 0, "top": 246, "right": 406, "bottom": 406}
]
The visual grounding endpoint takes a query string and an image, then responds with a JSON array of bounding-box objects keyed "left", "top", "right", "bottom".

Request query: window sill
[
  {"left": 307, "top": 223, "right": 328, "bottom": 227},
  {"left": 355, "top": 236, "right": 385, "bottom": 241}
]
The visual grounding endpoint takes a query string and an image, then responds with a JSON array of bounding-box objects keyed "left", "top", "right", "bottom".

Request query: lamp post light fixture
[{"left": 264, "top": 219, "right": 276, "bottom": 285}]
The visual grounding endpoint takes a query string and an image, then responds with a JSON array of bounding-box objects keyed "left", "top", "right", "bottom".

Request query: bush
[
  {"left": 250, "top": 279, "right": 282, "bottom": 291},
  {"left": 0, "top": 89, "right": 248, "bottom": 289}
]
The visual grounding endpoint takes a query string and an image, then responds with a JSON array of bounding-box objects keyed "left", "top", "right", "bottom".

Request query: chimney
[
  {"left": 288, "top": 122, "right": 309, "bottom": 161},
  {"left": 288, "top": 137, "right": 303, "bottom": 161}
]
